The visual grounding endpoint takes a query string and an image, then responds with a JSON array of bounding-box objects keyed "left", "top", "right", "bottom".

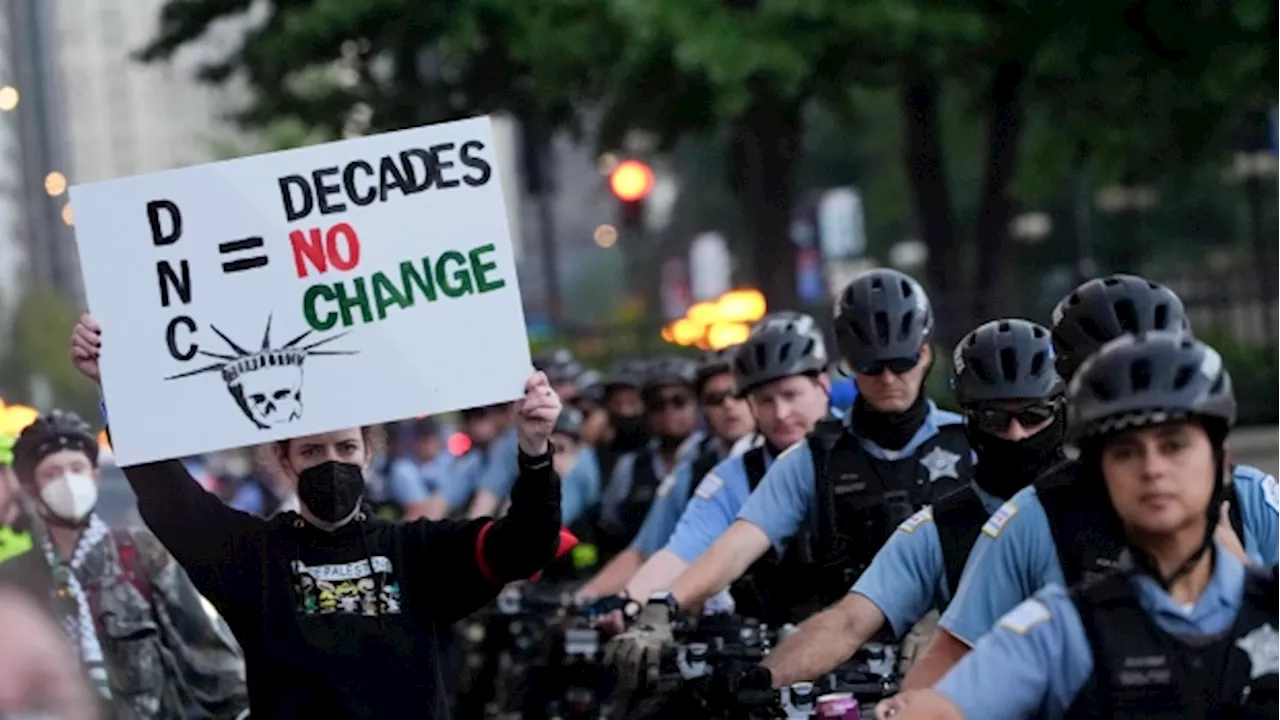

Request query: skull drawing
[{"left": 222, "top": 349, "right": 307, "bottom": 429}]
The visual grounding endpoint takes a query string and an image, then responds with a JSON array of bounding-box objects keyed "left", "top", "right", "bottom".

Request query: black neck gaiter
[
  {"left": 970, "top": 415, "right": 1066, "bottom": 500},
  {"left": 851, "top": 394, "right": 928, "bottom": 451}
]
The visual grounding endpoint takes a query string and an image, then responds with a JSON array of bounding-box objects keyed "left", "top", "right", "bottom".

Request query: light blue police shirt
[
  {"left": 937, "top": 543, "right": 1254, "bottom": 720},
  {"left": 561, "top": 446, "right": 601, "bottom": 526},
  {"left": 599, "top": 434, "right": 704, "bottom": 529},
  {"left": 851, "top": 482, "right": 1004, "bottom": 638},
  {"left": 386, "top": 455, "right": 453, "bottom": 507},
  {"left": 475, "top": 427, "right": 521, "bottom": 499},
  {"left": 737, "top": 403, "right": 966, "bottom": 553},
  {"left": 629, "top": 438, "right": 738, "bottom": 557},
  {"left": 665, "top": 447, "right": 779, "bottom": 563},
  {"left": 939, "top": 464, "right": 1280, "bottom": 646}
]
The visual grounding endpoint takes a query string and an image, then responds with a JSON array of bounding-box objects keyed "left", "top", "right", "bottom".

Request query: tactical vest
[
  {"left": 931, "top": 486, "right": 989, "bottom": 598},
  {"left": 734, "top": 420, "right": 973, "bottom": 625},
  {"left": 1037, "top": 462, "right": 1247, "bottom": 586},
  {"left": 596, "top": 447, "right": 663, "bottom": 557},
  {"left": 688, "top": 443, "right": 723, "bottom": 498},
  {"left": 1066, "top": 564, "right": 1278, "bottom": 719},
  {"left": 725, "top": 447, "right": 783, "bottom": 621}
]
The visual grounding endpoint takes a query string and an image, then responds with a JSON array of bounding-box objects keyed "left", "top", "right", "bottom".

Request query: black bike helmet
[
  {"left": 643, "top": 355, "right": 699, "bottom": 393},
  {"left": 12, "top": 409, "right": 100, "bottom": 482},
  {"left": 602, "top": 358, "right": 647, "bottom": 393},
  {"left": 1050, "top": 274, "right": 1190, "bottom": 381},
  {"left": 534, "top": 348, "right": 584, "bottom": 385},
  {"left": 552, "top": 406, "right": 585, "bottom": 440},
  {"left": 751, "top": 310, "right": 814, "bottom": 334},
  {"left": 833, "top": 269, "right": 933, "bottom": 368},
  {"left": 695, "top": 345, "right": 738, "bottom": 393},
  {"left": 952, "top": 319, "right": 1063, "bottom": 406},
  {"left": 1066, "top": 331, "right": 1235, "bottom": 446},
  {"left": 733, "top": 312, "right": 829, "bottom": 396}
]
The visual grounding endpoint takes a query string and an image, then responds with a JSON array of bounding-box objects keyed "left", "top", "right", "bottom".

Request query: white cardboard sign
[{"left": 70, "top": 116, "right": 530, "bottom": 466}]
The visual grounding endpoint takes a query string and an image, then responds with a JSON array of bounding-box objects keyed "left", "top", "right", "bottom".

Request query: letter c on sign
[{"left": 166, "top": 316, "right": 198, "bottom": 361}]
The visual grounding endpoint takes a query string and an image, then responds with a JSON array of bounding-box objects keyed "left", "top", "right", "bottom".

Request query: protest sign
[{"left": 70, "top": 116, "right": 530, "bottom": 466}]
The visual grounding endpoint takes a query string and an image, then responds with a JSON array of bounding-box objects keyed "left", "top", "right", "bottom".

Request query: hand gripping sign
[{"left": 70, "top": 116, "right": 530, "bottom": 465}]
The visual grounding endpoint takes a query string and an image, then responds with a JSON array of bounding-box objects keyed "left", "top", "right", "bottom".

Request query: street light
[
  {"left": 593, "top": 224, "right": 618, "bottom": 248},
  {"left": 0, "top": 86, "right": 17, "bottom": 112},
  {"left": 61, "top": 203, "right": 74, "bottom": 226},
  {"left": 45, "top": 171, "right": 68, "bottom": 197}
]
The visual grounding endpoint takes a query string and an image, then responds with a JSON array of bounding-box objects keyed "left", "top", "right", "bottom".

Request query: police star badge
[
  {"left": 1235, "top": 623, "right": 1279, "bottom": 680},
  {"left": 919, "top": 446, "right": 962, "bottom": 483}
]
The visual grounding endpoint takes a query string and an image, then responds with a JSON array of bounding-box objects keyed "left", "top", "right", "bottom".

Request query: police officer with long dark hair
[{"left": 888, "top": 331, "right": 1277, "bottom": 719}]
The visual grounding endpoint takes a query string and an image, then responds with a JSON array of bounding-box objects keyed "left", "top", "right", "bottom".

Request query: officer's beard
[
  {"left": 969, "top": 415, "right": 1066, "bottom": 500},
  {"left": 609, "top": 414, "right": 649, "bottom": 453}
]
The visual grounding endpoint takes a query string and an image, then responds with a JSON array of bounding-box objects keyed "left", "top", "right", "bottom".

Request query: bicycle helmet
[
  {"left": 534, "top": 348, "right": 585, "bottom": 385},
  {"left": 553, "top": 406, "right": 584, "bottom": 440},
  {"left": 602, "top": 358, "right": 647, "bottom": 393},
  {"left": 733, "top": 312, "right": 829, "bottom": 396},
  {"left": 1050, "top": 274, "right": 1190, "bottom": 381},
  {"left": 1066, "top": 331, "right": 1234, "bottom": 446},
  {"left": 12, "top": 410, "right": 100, "bottom": 482},
  {"left": 833, "top": 269, "right": 933, "bottom": 367},
  {"left": 643, "top": 355, "right": 699, "bottom": 393},
  {"left": 695, "top": 345, "right": 738, "bottom": 393},
  {"left": 952, "top": 319, "right": 1063, "bottom": 406}
]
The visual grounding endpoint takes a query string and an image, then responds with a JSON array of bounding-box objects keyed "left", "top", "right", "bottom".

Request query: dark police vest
[
  {"left": 596, "top": 447, "right": 665, "bottom": 557},
  {"left": 725, "top": 447, "right": 782, "bottom": 621},
  {"left": 1037, "top": 462, "right": 1247, "bottom": 586},
  {"left": 735, "top": 419, "right": 973, "bottom": 625},
  {"left": 932, "top": 486, "right": 990, "bottom": 598},
  {"left": 1066, "top": 564, "right": 1278, "bottom": 719},
  {"left": 687, "top": 441, "right": 724, "bottom": 499}
]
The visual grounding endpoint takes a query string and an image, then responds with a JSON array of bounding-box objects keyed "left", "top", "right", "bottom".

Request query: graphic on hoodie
[
  {"left": 292, "top": 555, "right": 403, "bottom": 617},
  {"left": 164, "top": 315, "right": 357, "bottom": 430}
]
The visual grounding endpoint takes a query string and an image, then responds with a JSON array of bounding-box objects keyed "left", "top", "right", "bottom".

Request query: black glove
[{"left": 708, "top": 659, "right": 773, "bottom": 711}]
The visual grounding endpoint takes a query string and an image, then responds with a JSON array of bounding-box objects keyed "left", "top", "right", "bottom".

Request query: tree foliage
[{"left": 0, "top": 288, "right": 100, "bottom": 420}]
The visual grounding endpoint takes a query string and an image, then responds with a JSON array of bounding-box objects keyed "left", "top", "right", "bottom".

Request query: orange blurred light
[
  {"left": 716, "top": 288, "right": 767, "bottom": 323},
  {"left": 97, "top": 430, "right": 111, "bottom": 450},
  {"left": 660, "top": 324, "right": 676, "bottom": 343},
  {"left": 707, "top": 322, "right": 751, "bottom": 350},
  {"left": 0, "top": 404, "right": 39, "bottom": 435},
  {"left": 686, "top": 301, "right": 720, "bottom": 327},
  {"left": 447, "top": 431, "right": 472, "bottom": 456},
  {"left": 670, "top": 318, "right": 704, "bottom": 346},
  {"left": 609, "top": 160, "right": 655, "bottom": 203}
]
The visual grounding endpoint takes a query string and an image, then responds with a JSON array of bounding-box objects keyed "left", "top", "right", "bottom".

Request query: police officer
[
  {"left": 610, "top": 270, "right": 973, "bottom": 680},
  {"left": 902, "top": 275, "right": 1280, "bottom": 690},
  {"left": 577, "top": 346, "right": 754, "bottom": 599},
  {"left": 534, "top": 347, "right": 586, "bottom": 404},
  {"left": 603, "top": 313, "right": 832, "bottom": 671},
  {"left": 596, "top": 355, "right": 703, "bottom": 558},
  {"left": 887, "top": 332, "right": 1278, "bottom": 720},
  {"left": 745, "top": 319, "right": 1066, "bottom": 689}
]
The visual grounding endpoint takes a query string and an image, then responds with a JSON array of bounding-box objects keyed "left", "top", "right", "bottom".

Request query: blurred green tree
[{"left": 0, "top": 288, "right": 100, "bottom": 421}]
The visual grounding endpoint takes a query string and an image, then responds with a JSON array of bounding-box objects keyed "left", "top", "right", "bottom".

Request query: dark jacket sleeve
[
  {"left": 402, "top": 448, "right": 561, "bottom": 621},
  {"left": 119, "top": 457, "right": 264, "bottom": 609}
]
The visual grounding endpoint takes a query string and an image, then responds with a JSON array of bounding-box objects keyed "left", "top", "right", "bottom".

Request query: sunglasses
[
  {"left": 847, "top": 352, "right": 921, "bottom": 376},
  {"left": 968, "top": 400, "right": 1059, "bottom": 434},
  {"left": 700, "top": 390, "right": 735, "bottom": 408},
  {"left": 649, "top": 394, "right": 693, "bottom": 413}
]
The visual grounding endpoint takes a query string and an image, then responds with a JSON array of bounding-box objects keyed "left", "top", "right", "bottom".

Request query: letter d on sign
[{"left": 147, "top": 200, "right": 182, "bottom": 246}]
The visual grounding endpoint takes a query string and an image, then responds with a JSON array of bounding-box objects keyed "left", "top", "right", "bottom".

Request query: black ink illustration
[
  {"left": 165, "top": 316, "right": 356, "bottom": 429},
  {"left": 219, "top": 236, "right": 269, "bottom": 274}
]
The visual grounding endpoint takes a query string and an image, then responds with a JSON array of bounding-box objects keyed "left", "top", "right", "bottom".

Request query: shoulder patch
[
  {"left": 694, "top": 473, "right": 725, "bottom": 500},
  {"left": 982, "top": 502, "right": 1019, "bottom": 538},
  {"left": 1262, "top": 474, "right": 1279, "bottom": 514},
  {"left": 997, "top": 599, "right": 1053, "bottom": 635},
  {"left": 656, "top": 473, "right": 677, "bottom": 499},
  {"left": 898, "top": 507, "right": 934, "bottom": 534}
]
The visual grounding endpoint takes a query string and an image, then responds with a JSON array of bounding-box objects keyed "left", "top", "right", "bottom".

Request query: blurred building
[
  {"left": 50, "top": 0, "right": 249, "bottom": 183},
  {"left": 1, "top": 0, "right": 80, "bottom": 312}
]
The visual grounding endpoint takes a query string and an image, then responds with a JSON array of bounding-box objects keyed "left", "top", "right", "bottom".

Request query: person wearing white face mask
[{"left": 11, "top": 410, "right": 249, "bottom": 719}]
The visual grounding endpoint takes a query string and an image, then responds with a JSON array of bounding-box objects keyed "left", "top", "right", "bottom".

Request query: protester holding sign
[{"left": 71, "top": 314, "right": 567, "bottom": 719}]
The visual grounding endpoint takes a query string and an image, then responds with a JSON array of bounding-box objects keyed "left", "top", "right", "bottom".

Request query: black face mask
[
  {"left": 610, "top": 414, "right": 648, "bottom": 452},
  {"left": 969, "top": 414, "right": 1066, "bottom": 500},
  {"left": 296, "top": 461, "right": 365, "bottom": 526}
]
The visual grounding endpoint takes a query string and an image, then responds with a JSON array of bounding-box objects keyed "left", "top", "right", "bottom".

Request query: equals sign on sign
[{"left": 219, "top": 237, "right": 269, "bottom": 274}]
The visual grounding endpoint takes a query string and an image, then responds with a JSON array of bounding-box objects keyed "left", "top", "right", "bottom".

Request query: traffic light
[{"left": 609, "top": 159, "right": 655, "bottom": 229}]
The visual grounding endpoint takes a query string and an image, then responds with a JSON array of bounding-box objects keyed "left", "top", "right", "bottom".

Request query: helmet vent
[
  {"left": 874, "top": 311, "right": 890, "bottom": 344},
  {"left": 778, "top": 340, "right": 794, "bottom": 362},
  {"left": 753, "top": 343, "right": 768, "bottom": 370},
  {"left": 898, "top": 311, "right": 916, "bottom": 342},
  {"left": 1173, "top": 363, "right": 1196, "bottom": 390},
  {"left": 1113, "top": 299, "right": 1139, "bottom": 333},
  {"left": 999, "top": 347, "right": 1019, "bottom": 382},
  {"left": 1129, "top": 358, "right": 1153, "bottom": 392},
  {"left": 1079, "top": 316, "right": 1109, "bottom": 343},
  {"left": 1153, "top": 303, "right": 1170, "bottom": 330},
  {"left": 1030, "top": 350, "right": 1047, "bottom": 378}
]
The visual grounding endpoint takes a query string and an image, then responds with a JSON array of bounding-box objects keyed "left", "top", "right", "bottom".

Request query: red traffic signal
[{"left": 609, "top": 160, "right": 655, "bottom": 203}]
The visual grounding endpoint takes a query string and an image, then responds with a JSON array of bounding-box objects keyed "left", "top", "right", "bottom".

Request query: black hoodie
[{"left": 120, "top": 449, "right": 561, "bottom": 719}]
